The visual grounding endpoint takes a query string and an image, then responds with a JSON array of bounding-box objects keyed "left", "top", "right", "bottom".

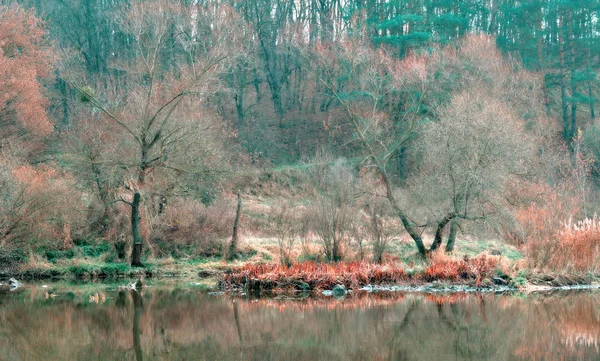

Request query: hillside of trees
[{"left": 1, "top": 0, "right": 600, "bottom": 277}]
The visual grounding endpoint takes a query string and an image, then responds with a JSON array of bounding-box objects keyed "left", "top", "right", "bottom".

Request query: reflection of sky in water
[{"left": 1, "top": 285, "right": 599, "bottom": 361}]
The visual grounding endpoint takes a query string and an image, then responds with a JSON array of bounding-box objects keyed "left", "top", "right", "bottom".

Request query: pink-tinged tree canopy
[{"left": 0, "top": 3, "right": 55, "bottom": 137}]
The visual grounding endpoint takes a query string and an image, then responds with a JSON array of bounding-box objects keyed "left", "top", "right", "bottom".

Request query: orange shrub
[
  {"left": 1, "top": 163, "right": 84, "bottom": 250},
  {"left": 222, "top": 261, "right": 406, "bottom": 291},
  {"left": 422, "top": 252, "right": 498, "bottom": 283}
]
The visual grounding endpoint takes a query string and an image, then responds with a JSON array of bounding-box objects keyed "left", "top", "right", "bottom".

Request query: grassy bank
[{"left": 2, "top": 232, "right": 598, "bottom": 294}]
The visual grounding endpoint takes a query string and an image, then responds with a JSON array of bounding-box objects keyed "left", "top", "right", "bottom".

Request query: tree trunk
[
  {"left": 380, "top": 169, "right": 426, "bottom": 257},
  {"left": 431, "top": 213, "right": 455, "bottom": 252},
  {"left": 115, "top": 236, "right": 127, "bottom": 260},
  {"left": 225, "top": 193, "right": 242, "bottom": 261},
  {"left": 559, "top": 13, "right": 570, "bottom": 141},
  {"left": 537, "top": 4, "right": 550, "bottom": 114},
  {"left": 587, "top": 39, "right": 595, "bottom": 121},
  {"left": 589, "top": 81, "right": 595, "bottom": 121},
  {"left": 130, "top": 191, "right": 143, "bottom": 267},
  {"left": 445, "top": 221, "right": 459, "bottom": 252},
  {"left": 234, "top": 90, "right": 245, "bottom": 128},
  {"left": 568, "top": 10, "right": 577, "bottom": 141}
]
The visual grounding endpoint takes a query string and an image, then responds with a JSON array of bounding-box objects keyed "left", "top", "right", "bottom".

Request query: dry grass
[{"left": 554, "top": 217, "right": 600, "bottom": 273}]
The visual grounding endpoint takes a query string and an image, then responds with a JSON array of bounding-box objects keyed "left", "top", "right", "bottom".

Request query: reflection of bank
[
  {"left": 561, "top": 304, "right": 600, "bottom": 353},
  {"left": 563, "top": 332, "right": 600, "bottom": 352},
  {"left": 132, "top": 290, "right": 144, "bottom": 361}
]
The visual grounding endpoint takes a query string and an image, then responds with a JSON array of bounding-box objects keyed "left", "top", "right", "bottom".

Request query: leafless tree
[{"left": 64, "top": 0, "right": 241, "bottom": 266}]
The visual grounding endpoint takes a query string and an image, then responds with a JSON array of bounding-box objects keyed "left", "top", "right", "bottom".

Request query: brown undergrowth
[{"left": 220, "top": 254, "right": 501, "bottom": 293}]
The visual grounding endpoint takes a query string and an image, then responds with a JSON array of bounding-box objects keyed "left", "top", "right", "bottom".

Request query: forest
[{"left": 1, "top": 0, "right": 600, "bottom": 286}]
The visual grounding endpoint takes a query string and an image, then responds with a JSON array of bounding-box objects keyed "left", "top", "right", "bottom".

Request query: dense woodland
[{"left": 2, "top": 0, "right": 600, "bottom": 273}]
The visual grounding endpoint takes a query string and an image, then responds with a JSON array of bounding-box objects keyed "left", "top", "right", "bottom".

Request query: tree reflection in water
[
  {"left": 132, "top": 290, "right": 144, "bottom": 361},
  {"left": 0, "top": 287, "right": 599, "bottom": 361}
]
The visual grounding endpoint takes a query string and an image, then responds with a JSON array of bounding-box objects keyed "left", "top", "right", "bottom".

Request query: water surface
[{"left": 1, "top": 283, "right": 599, "bottom": 360}]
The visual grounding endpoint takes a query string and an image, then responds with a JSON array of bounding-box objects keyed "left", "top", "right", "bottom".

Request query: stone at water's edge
[
  {"left": 332, "top": 284, "right": 347, "bottom": 297},
  {"left": 493, "top": 276, "right": 508, "bottom": 286},
  {"left": 294, "top": 281, "right": 310, "bottom": 291},
  {"left": 9, "top": 278, "right": 22, "bottom": 290}
]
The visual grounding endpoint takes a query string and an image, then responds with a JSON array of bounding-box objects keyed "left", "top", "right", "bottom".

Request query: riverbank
[
  {"left": 1, "top": 238, "right": 598, "bottom": 294},
  {"left": 0, "top": 257, "right": 233, "bottom": 285},
  {"left": 219, "top": 258, "right": 600, "bottom": 295},
  {"left": 2, "top": 256, "right": 599, "bottom": 295}
]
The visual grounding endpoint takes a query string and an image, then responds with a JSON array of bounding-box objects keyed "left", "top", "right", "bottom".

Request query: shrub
[
  {"left": 510, "top": 182, "right": 583, "bottom": 271},
  {"left": 151, "top": 198, "right": 234, "bottom": 258},
  {"left": 308, "top": 157, "right": 357, "bottom": 262},
  {"left": 552, "top": 217, "right": 600, "bottom": 273},
  {"left": 269, "top": 201, "right": 302, "bottom": 266},
  {"left": 422, "top": 252, "right": 498, "bottom": 283},
  {"left": 222, "top": 261, "right": 407, "bottom": 291}
]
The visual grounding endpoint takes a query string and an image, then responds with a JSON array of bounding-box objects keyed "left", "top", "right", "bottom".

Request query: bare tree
[
  {"left": 64, "top": 0, "right": 239, "bottom": 266},
  {"left": 364, "top": 198, "right": 396, "bottom": 264},
  {"left": 306, "top": 39, "right": 433, "bottom": 256},
  {"left": 413, "top": 88, "right": 533, "bottom": 252},
  {"left": 269, "top": 200, "right": 300, "bottom": 266},
  {"left": 309, "top": 157, "right": 357, "bottom": 262}
]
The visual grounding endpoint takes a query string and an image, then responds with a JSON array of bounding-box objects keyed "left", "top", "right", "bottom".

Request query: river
[{"left": 1, "top": 283, "right": 599, "bottom": 360}]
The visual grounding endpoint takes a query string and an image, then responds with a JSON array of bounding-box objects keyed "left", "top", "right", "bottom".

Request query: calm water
[{"left": 1, "top": 284, "right": 599, "bottom": 361}]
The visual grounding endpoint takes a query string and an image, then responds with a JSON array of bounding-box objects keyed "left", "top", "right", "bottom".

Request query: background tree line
[{"left": 1, "top": 0, "right": 600, "bottom": 268}]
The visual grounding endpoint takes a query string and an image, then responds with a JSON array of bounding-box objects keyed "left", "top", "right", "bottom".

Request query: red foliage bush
[
  {"left": 222, "top": 261, "right": 407, "bottom": 291},
  {"left": 422, "top": 252, "right": 498, "bottom": 283},
  {"left": 0, "top": 3, "right": 55, "bottom": 136},
  {"left": 1, "top": 163, "right": 83, "bottom": 250},
  {"left": 223, "top": 254, "right": 501, "bottom": 292}
]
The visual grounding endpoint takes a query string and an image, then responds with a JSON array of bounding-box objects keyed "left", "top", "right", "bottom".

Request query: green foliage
[
  {"left": 44, "top": 243, "right": 111, "bottom": 263},
  {"left": 431, "top": 14, "right": 468, "bottom": 29},
  {"left": 66, "top": 262, "right": 132, "bottom": 278},
  {"left": 297, "top": 252, "right": 321, "bottom": 263},
  {"left": 513, "top": 276, "right": 527, "bottom": 287},
  {"left": 372, "top": 32, "right": 431, "bottom": 47},
  {"left": 230, "top": 249, "right": 257, "bottom": 262},
  {"left": 45, "top": 249, "right": 75, "bottom": 262},
  {"left": 78, "top": 86, "right": 95, "bottom": 103},
  {"left": 0, "top": 249, "right": 28, "bottom": 269},
  {"left": 78, "top": 243, "right": 111, "bottom": 258},
  {"left": 377, "top": 15, "right": 423, "bottom": 30}
]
